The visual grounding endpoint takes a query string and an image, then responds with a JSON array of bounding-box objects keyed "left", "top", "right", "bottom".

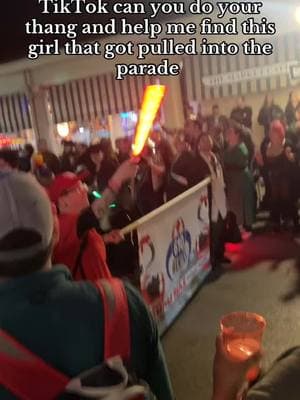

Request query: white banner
[
  {"left": 289, "top": 63, "right": 300, "bottom": 84},
  {"left": 202, "top": 60, "right": 300, "bottom": 87},
  {"left": 137, "top": 179, "right": 211, "bottom": 334}
]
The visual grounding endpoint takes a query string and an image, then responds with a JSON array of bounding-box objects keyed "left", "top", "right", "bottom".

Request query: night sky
[
  {"left": 1, "top": 1, "right": 44, "bottom": 62},
  {"left": 0, "top": 0, "right": 169, "bottom": 64}
]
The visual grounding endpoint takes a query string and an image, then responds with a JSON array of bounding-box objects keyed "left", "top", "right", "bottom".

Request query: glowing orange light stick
[{"left": 132, "top": 85, "right": 166, "bottom": 157}]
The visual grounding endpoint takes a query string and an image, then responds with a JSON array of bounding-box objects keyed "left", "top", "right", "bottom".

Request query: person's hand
[
  {"left": 212, "top": 335, "right": 262, "bottom": 400},
  {"left": 91, "top": 198, "right": 106, "bottom": 219},
  {"left": 102, "top": 230, "right": 124, "bottom": 244},
  {"left": 285, "top": 146, "right": 295, "bottom": 162},
  {"left": 255, "top": 151, "right": 264, "bottom": 167},
  {"left": 111, "top": 160, "right": 138, "bottom": 189}
]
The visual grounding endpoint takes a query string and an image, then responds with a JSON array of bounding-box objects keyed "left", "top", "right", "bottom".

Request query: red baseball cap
[{"left": 47, "top": 173, "right": 81, "bottom": 204}]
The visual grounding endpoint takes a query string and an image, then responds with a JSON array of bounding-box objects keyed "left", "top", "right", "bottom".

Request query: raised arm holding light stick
[
  {"left": 92, "top": 84, "right": 166, "bottom": 220},
  {"left": 132, "top": 84, "right": 166, "bottom": 158}
]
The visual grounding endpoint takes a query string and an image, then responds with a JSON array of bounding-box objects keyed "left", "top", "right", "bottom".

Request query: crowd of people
[
  {"left": 183, "top": 93, "right": 300, "bottom": 236},
  {"left": 1, "top": 90, "right": 300, "bottom": 399},
  {"left": 3, "top": 95, "right": 298, "bottom": 273}
]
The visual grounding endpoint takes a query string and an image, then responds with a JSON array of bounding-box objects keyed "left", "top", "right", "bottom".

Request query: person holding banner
[{"left": 48, "top": 160, "right": 137, "bottom": 280}]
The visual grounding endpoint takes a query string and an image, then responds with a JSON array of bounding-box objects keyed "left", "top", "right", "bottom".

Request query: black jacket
[
  {"left": 230, "top": 106, "right": 253, "bottom": 128},
  {"left": 258, "top": 104, "right": 284, "bottom": 137},
  {"left": 166, "top": 151, "right": 210, "bottom": 201}
]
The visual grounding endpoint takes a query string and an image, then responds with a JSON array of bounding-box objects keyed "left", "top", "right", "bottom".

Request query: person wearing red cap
[
  {"left": 0, "top": 170, "right": 174, "bottom": 400},
  {"left": 48, "top": 172, "right": 90, "bottom": 215},
  {"left": 48, "top": 160, "right": 137, "bottom": 280}
]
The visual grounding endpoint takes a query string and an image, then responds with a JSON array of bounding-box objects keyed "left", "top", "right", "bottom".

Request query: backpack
[{"left": 0, "top": 279, "right": 156, "bottom": 400}]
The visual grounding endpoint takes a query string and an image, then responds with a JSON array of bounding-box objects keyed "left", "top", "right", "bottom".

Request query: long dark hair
[
  {"left": 156, "top": 139, "right": 174, "bottom": 171},
  {"left": 225, "top": 120, "right": 254, "bottom": 161},
  {"left": 195, "top": 133, "right": 213, "bottom": 157},
  {"left": 263, "top": 94, "right": 274, "bottom": 108},
  {"left": 226, "top": 119, "right": 244, "bottom": 140}
]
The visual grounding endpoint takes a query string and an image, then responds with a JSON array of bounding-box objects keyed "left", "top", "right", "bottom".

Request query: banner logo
[{"left": 166, "top": 218, "right": 192, "bottom": 281}]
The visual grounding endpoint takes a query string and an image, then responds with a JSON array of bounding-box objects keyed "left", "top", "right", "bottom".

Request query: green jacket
[{"left": 0, "top": 266, "right": 173, "bottom": 400}]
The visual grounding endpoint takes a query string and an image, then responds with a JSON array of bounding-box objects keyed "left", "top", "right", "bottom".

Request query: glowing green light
[
  {"left": 92, "top": 191, "right": 115, "bottom": 208},
  {"left": 92, "top": 191, "right": 102, "bottom": 199}
]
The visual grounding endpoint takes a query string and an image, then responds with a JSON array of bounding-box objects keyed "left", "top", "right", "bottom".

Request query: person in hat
[
  {"left": 0, "top": 170, "right": 173, "bottom": 399},
  {"left": 37, "top": 138, "right": 61, "bottom": 175},
  {"left": 48, "top": 161, "right": 134, "bottom": 280},
  {"left": 31, "top": 152, "right": 55, "bottom": 188}
]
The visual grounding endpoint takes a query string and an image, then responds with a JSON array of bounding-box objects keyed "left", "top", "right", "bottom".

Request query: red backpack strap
[
  {"left": 81, "top": 230, "right": 112, "bottom": 281},
  {"left": 74, "top": 230, "right": 112, "bottom": 281},
  {"left": 94, "top": 279, "right": 131, "bottom": 362},
  {"left": 0, "top": 329, "right": 69, "bottom": 400}
]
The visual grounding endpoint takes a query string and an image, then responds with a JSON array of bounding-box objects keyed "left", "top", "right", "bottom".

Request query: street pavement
[{"left": 162, "top": 258, "right": 300, "bottom": 400}]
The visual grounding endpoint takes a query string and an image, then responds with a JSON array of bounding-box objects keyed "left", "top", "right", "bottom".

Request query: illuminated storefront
[
  {"left": 0, "top": 91, "right": 35, "bottom": 146},
  {"left": 47, "top": 72, "right": 158, "bottom": 145}
]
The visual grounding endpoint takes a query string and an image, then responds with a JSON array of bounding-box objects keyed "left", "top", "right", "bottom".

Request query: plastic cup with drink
[{"left": 220, "top": 312, "right": 266, "bottom": 382}]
